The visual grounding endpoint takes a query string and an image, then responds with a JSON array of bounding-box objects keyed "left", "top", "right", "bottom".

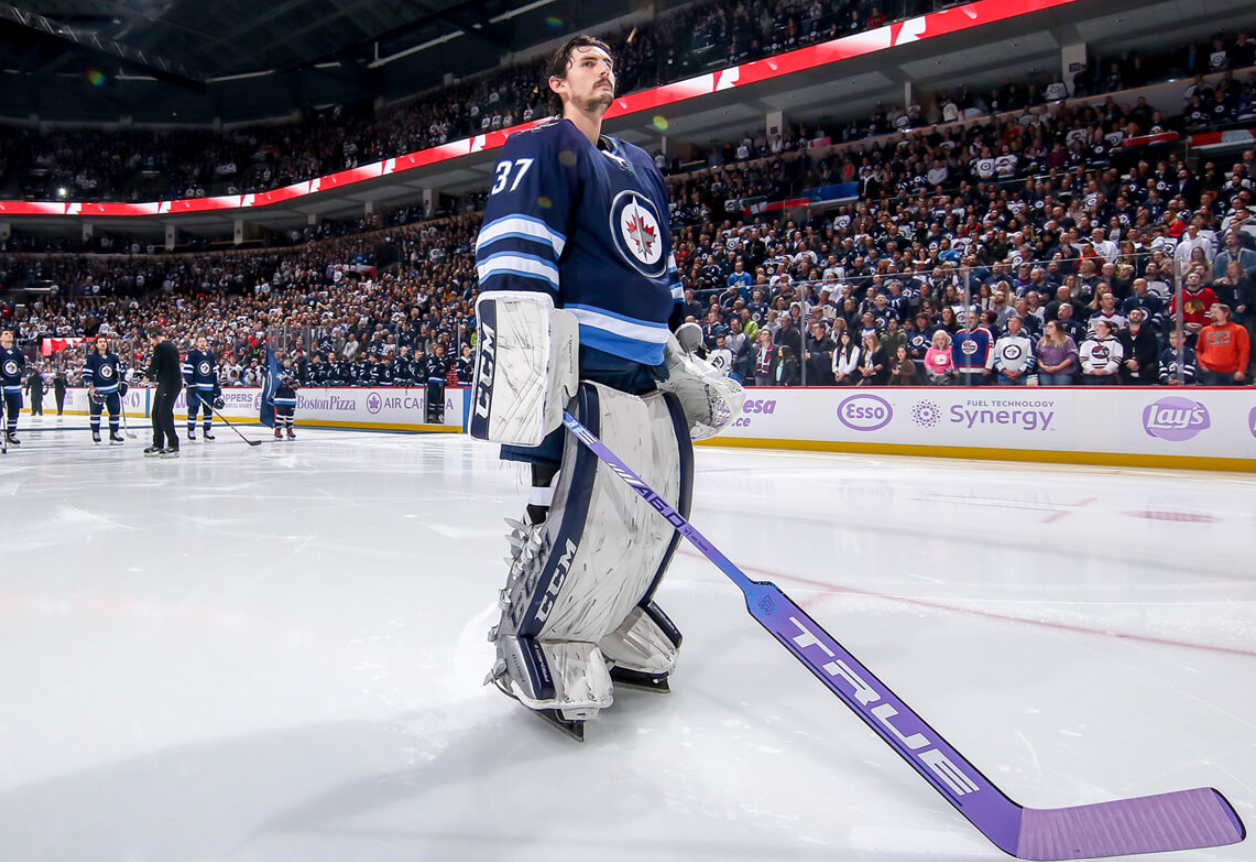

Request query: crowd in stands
[
  {"left": 0, "top": 0, "right": 922, "bottom": 203},
  {"left": 2, "top": 0, "right": 1252, "bottom": 206},
  {"left": 2, "top": 21, "right": 1256, "bottom": 389}
]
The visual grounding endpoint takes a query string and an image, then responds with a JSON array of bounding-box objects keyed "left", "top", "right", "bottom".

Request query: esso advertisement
[{"left": 837, "top": 394, "right": 893, "bottom": 431}]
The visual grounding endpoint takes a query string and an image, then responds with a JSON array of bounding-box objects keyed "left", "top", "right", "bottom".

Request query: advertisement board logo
[
  {"left": 912, "top": 398, "right": 1056, "bottom": 431},
  {"left": 366, "top": 392, "right": 383, "bottom": 415},
  {"left": 910, "top": 400, "right": 942, "bottom": 428},
  {"left": 1250, "top": 407, "right": 1256, "bottom": 439},
  {"left": 837, "top": 394, "right": 893, "bottom": 432},
  {"left": 1142, "top": 397, "right": 1210, "bottom": 442}
]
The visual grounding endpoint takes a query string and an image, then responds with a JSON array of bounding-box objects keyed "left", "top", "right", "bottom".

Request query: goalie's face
[
  {"left": 96, "top": 337, "right": 109, "bottom": 354},
  {"left": 551, "top": 45, "right": 615, "bottom": 115}
]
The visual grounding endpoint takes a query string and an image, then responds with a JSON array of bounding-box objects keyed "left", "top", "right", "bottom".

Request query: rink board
[
  {"left": 713, "top": 387, "right": 1256, "bottom": 472},
  {"left": 21, "top": 385, "right": 1254, "bottom": 471},
  {"left": 21, "top": 386, "right": 464, "bottom": 434}
]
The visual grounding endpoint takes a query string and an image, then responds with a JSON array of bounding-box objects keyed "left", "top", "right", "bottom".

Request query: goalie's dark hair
[{"left": 547, "top": 34, "right": 612, "bottom": 114}]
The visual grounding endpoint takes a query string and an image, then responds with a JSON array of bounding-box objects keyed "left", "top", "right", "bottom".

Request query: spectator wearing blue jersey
[{"left": 951, "top": 313, "right": 994, "bottom": 385}]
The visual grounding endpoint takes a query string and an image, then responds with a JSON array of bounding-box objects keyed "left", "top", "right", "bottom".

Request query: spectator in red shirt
[{"left": 1196, "top": 303, "right": 1251, "bottom": 385}]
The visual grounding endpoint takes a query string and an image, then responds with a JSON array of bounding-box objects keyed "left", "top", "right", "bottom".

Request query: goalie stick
[{"left": 560, "top": 410, "right": 1245, "bottom": 861}]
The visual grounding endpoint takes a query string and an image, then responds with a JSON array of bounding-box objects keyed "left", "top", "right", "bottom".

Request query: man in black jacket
[
  {"left": 145, "top": 326, "right": 182, "bottom": 458},
  {"left": 1119, "top": 308, "right": 1161, "bottom": 385}
]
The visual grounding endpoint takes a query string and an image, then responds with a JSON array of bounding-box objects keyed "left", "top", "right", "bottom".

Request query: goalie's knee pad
[{"left": 488, "top": 381, "right": 693, "bottom": 710}]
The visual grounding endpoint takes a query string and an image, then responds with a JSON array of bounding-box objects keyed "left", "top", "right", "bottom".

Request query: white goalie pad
[
  {"left": 657, "top": 322, "right": 746, "bottom": 441},
  {"left": 486, "top": 382, "right": 692, "bottom": 713},
  {"left": 470, "top": 290, "right": 579, "bottom": 446},
  {"left": 599, "top": 605, "right": 680, "bottom": 676},
  {"left": 493, "top": 637, "right": 614, "bottom": 718}
]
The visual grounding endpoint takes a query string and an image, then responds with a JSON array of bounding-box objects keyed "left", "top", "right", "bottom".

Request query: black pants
[
  {"left": 152, "top": 384, "right": 179, "bottom": 449},
  {"left": 55, "top": 385, "right": 66, "bottom": 414},
  {"left": 30, "top": 390, "right": 43, "bottom": 415}
]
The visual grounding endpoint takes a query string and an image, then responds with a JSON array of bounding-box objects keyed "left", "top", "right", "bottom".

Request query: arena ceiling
[{"left": 0, "top": 0, "right": 642, "bottom": 122}]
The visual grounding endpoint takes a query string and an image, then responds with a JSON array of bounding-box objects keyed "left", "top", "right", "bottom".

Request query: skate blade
[
  {"left": 493, "top": 677, "right": 587, "bottom": 742},
  {"left": 534, "top": 709, "right": 586, "bottom": 742},
  {"left": 610, "top": 667, "right": 671, "bottom": 694}
]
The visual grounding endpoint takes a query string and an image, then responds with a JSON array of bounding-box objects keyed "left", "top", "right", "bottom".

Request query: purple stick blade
[{"left": 1018, "top": 788, "right": 1245, "bottom": 861}]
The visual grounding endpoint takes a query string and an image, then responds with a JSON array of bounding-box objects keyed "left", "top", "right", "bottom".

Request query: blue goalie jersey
[{"left": 474, "top": 118, "right": 682, "bottom": 366}]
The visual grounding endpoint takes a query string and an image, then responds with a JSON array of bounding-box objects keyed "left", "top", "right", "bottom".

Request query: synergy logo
[
  {"left": 1250, "top": 406, "right": 1256, "bottom": 439},
  {"left": 366, "top": 392, "right": 383, "bottom": 415},
  {"left": 912, "top": 398, "right": 1055, "bottom": 431},
  {"left": 1143, "top": 396, "right": 1210, "bottom": 442},
  {"left": 837, "top": 394, "right": 893, "bottom": 431},
  {"left": 910, "top": 400, "right": 942, "bottom": 428}
]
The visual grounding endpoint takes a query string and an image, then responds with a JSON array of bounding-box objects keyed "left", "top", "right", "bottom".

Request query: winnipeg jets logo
[
  {"left": 625, "top": 208, "right": 657, "bottom": 258},
  {"left": 100, "top": 364, "right": 114, "bottom": 378},
  {"left": 609, "top": 190, "right": 666, "bottom": 277},
  {"left": 199, "top": 361, "right": 211, "bottom": 376},
  {"left": 2, "top": 360, "right": 15, "bottom": 377}
]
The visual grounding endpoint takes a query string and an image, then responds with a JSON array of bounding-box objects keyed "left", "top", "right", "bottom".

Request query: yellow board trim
[{"left": 699, "top": 437, "right": 1256, "bottom": 473}]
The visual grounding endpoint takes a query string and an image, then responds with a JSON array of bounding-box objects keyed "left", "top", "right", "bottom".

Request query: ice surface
[{"left": 0, "top": 420, "right": 1252, "bottom": 862}]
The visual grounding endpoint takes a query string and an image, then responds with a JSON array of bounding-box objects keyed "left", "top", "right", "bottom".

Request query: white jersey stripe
[
  {"left": 567, "top": 305, "right": 670, "bottom": 344},
  {"left": 476, "top": 216, "right": 566, "bottom": 257},
  {"left": 477, "top": 253, "right": 560, "bottom": 290}
]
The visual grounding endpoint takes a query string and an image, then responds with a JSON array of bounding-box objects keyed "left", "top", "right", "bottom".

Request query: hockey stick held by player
[{"left": 559, "top": 408, "right": 1246, "bottom": 859}]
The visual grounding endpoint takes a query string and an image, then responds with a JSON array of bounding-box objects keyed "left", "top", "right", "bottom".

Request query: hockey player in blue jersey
[
  {"left": 182, "top": 336, "right": 218, "bottom": 441},
  {"left": 272, "top": 359, "right": 298, "bottom": 440},
  {"left": 471, "top": 35, "right": 743, "bottom": 739},
  {"left": 0, "top": 329, "right": 24, "bottom": 446},
  {"left": 424, "top": 343, "right": 449, "bottom": 423},
  {"left": 83, "top": 336, "right": 125, "bottom": 444}
]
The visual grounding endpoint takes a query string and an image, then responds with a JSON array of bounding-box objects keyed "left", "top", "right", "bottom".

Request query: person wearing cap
[{"left": 1118, "top": 308, "right": 1161, "bottom": 385}]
